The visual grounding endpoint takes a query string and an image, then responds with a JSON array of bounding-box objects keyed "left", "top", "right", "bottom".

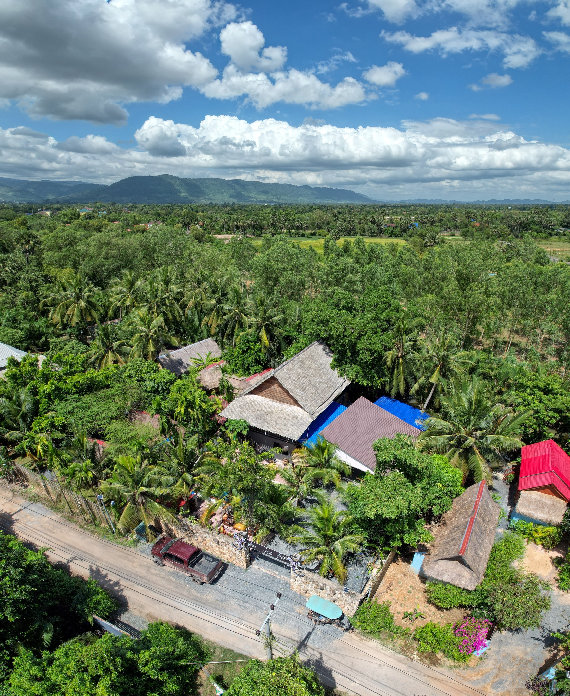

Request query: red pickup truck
[{"left": 151, "top": 535, "right": 225, "bottom": 584}]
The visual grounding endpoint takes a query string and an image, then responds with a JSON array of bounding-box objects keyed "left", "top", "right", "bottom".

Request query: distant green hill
[
  {"left": 0, "top": 174, "right": 371, "bottom": 204},
  {"left": 0, "top": 177, "right": 104, "bottom": 203}
]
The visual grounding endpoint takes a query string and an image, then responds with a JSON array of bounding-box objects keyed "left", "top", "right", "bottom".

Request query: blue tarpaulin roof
[
  {"left": 374, "top": 396, "right": 428, "bottom": 431},
  {"left": 301, "top": 401, "right": 347, "bottom": 447}
]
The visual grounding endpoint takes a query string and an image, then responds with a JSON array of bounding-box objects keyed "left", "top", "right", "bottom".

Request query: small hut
[
  {"left": 158, "top": 338, "right": 222, "bottom": 377},
  {"left": 514, "top": 490, "right": 567, "bottom": 526},
  {"left": 422, "top": 482, "right": 500, "bottom": 591}
]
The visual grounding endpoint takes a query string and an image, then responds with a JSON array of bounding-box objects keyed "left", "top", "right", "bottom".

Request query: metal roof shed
[{"left": 519, "top": 439, "right": 570, "bottom": 502}]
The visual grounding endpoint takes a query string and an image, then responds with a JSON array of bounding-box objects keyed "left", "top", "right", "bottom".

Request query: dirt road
[{"left": 0, "top": 485, "right": 487, "bottom": 696}]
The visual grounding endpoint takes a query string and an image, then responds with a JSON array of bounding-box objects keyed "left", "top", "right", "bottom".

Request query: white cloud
[
  {"left": 202, "top": 65, "right": 369, "bottom": 109},
  {"left": 0, "top": 0, "right": 235, "bottom": 123},
  {"left": 316, "top": 51, "right": 357, "bottom": 75},
  {"left": 4, "top": 115, "right": 569, "bottom": 201},
  {"left": 544, "top": 30, "right": 570, "bottom": 51},
  {"left": 383, "top": 27, "right": 540, "bottom": 69},
  {"left": 366, "top": 0, "right": 418, "bottom": 22},
  {"left": 547, "top": 0, "right": 570, "bottom": 25},
  {"left": 220, "top": 21, "right": 287, "bottom": 72},
  {"left": 469, "top": 113, "right": 501, "bottom": 120},
  {"left": 415, "top": 91, "right": 430, "bottom": 100},
  {"left": 470, "top": 72, "right": 513, "bottom": 89},
  {"left": 363, "top": 62, "right": 406, "bottom": 87}
]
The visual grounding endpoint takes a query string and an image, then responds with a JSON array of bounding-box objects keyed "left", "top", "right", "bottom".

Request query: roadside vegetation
[{"left": 0, "top": 202, "right": 569, "bottom": 689}]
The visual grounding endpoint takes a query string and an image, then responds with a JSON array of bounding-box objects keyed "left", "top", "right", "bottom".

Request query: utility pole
[{"left": 256, "top": 592, "right": 282, "bottom": 660}]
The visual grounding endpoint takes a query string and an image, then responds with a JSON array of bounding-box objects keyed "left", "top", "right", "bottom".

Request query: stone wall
[
  {"left": 290, "top": 570, "right": 362, "bottom": 617},
  {"left": 166, "top": 518, "right": 250, "bottom": 570},
  {"left": 362, "top": 549, "right": 397, "bottom": 599}
]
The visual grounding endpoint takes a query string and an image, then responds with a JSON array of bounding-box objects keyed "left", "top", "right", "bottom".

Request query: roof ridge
[
  {"left": 458, "top": 481, "right": 486, "bottom": 557},
  {"left": 273, "top": 340, "right": 325, "bottom": 374}
]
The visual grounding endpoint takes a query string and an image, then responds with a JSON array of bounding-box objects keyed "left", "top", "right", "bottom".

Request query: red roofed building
[{"left": 518, "top": 439, "right": 570, "bottom": 502}]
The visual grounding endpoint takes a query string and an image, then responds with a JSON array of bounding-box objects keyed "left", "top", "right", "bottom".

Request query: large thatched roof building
[
  {"left": 422, "top": 482, "right": 500, "bottom": 591},
  {"left": 220, "top": 341, "right": 350, "bottom": 449}
]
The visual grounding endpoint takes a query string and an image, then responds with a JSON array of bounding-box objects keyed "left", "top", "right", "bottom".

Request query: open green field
[
  {"left": 251, "top": 236, "right": 406, "bottom": 252},
  {"left": 536, "top": 237, "right": 570, "bottom": 259}
]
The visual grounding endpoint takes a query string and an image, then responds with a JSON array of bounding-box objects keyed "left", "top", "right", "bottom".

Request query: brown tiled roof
[
  {"left": 422, "top": 482, "right": 500, "bottom": 591},
  {"left": 320, "top": 396, "right": 421, "bottom": 472}
]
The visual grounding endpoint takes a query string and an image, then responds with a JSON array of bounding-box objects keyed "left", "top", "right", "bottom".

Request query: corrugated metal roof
[
  {"left": 320, "top": 397, "right": 421, "bottom": 472},
  {"left": 0, "top": 342, "right": 27, "bottom": 370},
  {"left": 301, "top": 401, "right": 347, "bottom": 447},
  {"left": 374, "top": 396, "right": 428, "bottom": 430},
  {"left": 519, "top": 439, "right": 570, "bottom": 502}
]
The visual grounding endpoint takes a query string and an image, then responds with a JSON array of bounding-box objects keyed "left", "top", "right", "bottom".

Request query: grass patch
[
  {"left": 251, "top": 236, "right": 407, "bottom": 252},
  {"left": 198, "top": 642, "right": 249, "bottom": 694}
]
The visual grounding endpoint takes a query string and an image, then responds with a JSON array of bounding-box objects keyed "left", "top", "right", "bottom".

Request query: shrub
[
  {"left": 555, "top": 553, "right": 570, "bottom": 591},
  {"left": 350, "top": 600, "right": 409, "bottom": 637},
  {"left": 226, "top": 654, "right": 324, "bottom": 696},
  {"left": 425, "top": 582, "right": 482, "bottom": 610},
  {"left": 485, "top": 573, "right": 551, "bottom": 630},
  {"left": 413, "top": 622, "right": 468, "bottom": 662},
  {"left": 510, "top": 520, "right": 562, "bottom": 549}
]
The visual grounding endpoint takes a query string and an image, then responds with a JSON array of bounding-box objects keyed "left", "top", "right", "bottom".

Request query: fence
[{"left": 14, "top": 463, "right": 113, "bottom": 531}]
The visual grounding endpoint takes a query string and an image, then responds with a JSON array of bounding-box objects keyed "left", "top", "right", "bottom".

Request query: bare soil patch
[
  {"left": 372, "top": 558, "right": 465, "bottom": 629},
  {"left": 517, "top": 541, "right": 564, "bottom": 583}
]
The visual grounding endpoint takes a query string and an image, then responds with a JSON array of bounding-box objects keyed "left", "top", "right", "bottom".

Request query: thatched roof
[
  {"left": 515, "top": 490, "right": 567, "bottom": 526},
  {"left": 197, "top": 365, "right": 253, "bottom": 395},
  {"left": 220, "top": 394, "right": 312, "bottom": 441},
  {"left": 221, "top": 341, "right": 349, "bottom": 441},
  {"left": 422, "top": 482, "right": 500, "bottom": 591},
  {"left": 242, "top": 341, "right": 350, "bottom": 418},
  {"left": 158, "top": 338, "right": 222, "bottom": 376}
]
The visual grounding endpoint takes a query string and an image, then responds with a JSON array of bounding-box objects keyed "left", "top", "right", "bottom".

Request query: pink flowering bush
[{"left": 453, "top": 617, "right": 492, "bottom": 655}]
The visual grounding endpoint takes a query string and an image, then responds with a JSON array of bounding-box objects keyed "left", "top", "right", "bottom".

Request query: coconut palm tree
[
  {"left": 0, "top": 387, "right": 37, "bottom": 447},
  {"left": 89, "top": 323, "right": 129, "bottom": 368},
  {"left": 109, "top": 270, "right": 141, "bottom": 320},
  {"left": 411, "top": 331, "right": 473, "bottom": 410},
  {"left": 100, "top": 454, "right": 176, "bottom": 539},
  {"left": 384, "top": 318, "right": 419, "bottom": 398},
  {"left": 128, "top": 310, "right": 178, "bottom": 360},
  {"left": 287, "top": 493, "right": 364, "bottom": 583},
  {"left": 43, "top": 272, "right": 99, "bottom": 328},
  {"left": 419, "top": 376, "right": 531, "bottom": 483}
]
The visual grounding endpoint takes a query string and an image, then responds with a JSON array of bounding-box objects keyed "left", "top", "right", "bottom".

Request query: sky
[{"left": 0, "top": 0, "right": 569, "bottom": 201}]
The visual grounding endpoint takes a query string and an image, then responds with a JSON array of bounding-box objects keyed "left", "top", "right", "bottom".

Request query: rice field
[{"left": 251, "top": 236, "right": 406, "bottom": 252}]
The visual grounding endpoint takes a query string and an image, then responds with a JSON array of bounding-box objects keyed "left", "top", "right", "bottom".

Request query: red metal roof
[
  {"left": 459, "top": 481, "right": 486, "bottom": 556},
  {"left": 519, "top": 439, "right": 570, "bottom": 502}
]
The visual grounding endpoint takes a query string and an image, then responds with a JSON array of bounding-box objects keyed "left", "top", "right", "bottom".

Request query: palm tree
[
  {"left": 128, "top": 310, "right": 178, "bottom": 360},
  {"left": 62, "top": 433, "right": 103, "bottom": 491},
  {"left": 100, "top": 454, "right": 176, "bottom": 539},
  {"left": 89, "top": 323, "right": 128, "bottom": 368},
  {"left": 247, "top": 293, "right": 285, "bottom": 357},
  {"left": 0, "top": 388, "right": 37, "bottom": 447},
  {"left": 419, "top": 376, "right": 531, "bottom": 483},
  {"left": 411, "top": 332, "right": 473, "bottom": 410},
  {"left": 109, "top": 270, "right": 141, "bottom": 320},
  {"left": 385, "top": 319, "right": 419, "bottom": 398},
  {"left": 43, "top": 273, "right": 99, "bottom": 328},
  {"left": 288, "top": 493, "right": 364, "bottom": 583},
  {"left": 282, "top": 439, "right": 349, "bottom": 505},
  {"left": 204, "top": 284, "right": 249, "bottom": 347}
]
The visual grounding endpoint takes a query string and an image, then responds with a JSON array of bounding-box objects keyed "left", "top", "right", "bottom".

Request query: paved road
[{"left": 0, "top": 486, "right": 488, "bottom": 696}]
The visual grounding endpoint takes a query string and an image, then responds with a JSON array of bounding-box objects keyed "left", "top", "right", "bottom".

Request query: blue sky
[{"left": 0, "top": 0, "right": 569, "bottom": 200}]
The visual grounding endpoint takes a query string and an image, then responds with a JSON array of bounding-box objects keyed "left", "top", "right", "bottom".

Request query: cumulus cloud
[
  {"left": 366, "top": 0, "right": 418, "bottom": 23},
  {"left": 220, "top": 21, "right": 287, "bottom": 72},
  {"left": 0, "top": 0, "right": 235, "bottom": 123},
  {"left": 470, "top": 72, "right": 513, "bottom": 90},
  {"left": 382, "top": 27, "right": 540, "bottom": 69},
  {"left": 544, "top": 30, "right": 570, "bottom": 51},
  {"left": 547, "top": 0, "right": 570, "bottom": 25},
  {"left": 415, "top": 91, "right": 430, "bottom": 100},
  {"left": 363, "top": 62, "right": 406, "bottom": 87},
  {"left": 2, "top": 116, "right": 570, "bottom": 200},
  {"left": 202, "top": 65, "right": 369, "bottom": 109}
]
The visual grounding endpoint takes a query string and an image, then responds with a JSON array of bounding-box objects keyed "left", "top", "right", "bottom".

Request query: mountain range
[{"left": 0, "top": 174, "right": 372, "bottom": 205}]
